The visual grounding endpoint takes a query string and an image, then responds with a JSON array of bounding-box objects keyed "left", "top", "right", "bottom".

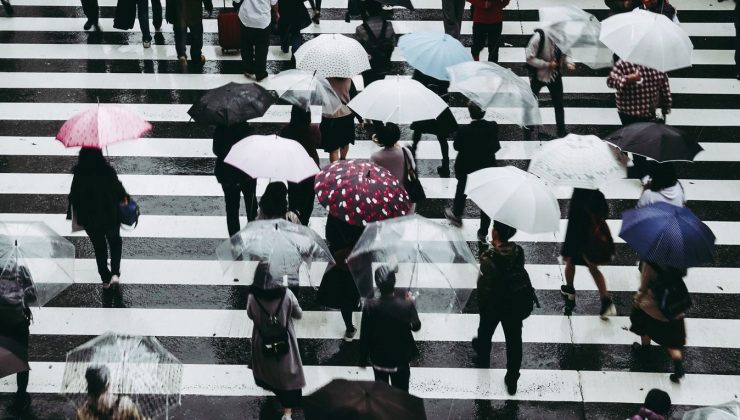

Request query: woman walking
[
  {"left": 370, "top": 122, "right": 416, "bottom": 213},
  {"left": 257, "top": 181, "right": 302, "bottom": 224},
  {"left": 321, "top": 78, "right": 358, "bottom": 163},
  {"left": 280, "top": 106, "right": 321, "bottom": 225}
]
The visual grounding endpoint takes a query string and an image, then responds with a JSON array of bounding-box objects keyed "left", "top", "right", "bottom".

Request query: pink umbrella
[{"left": 56, "top": 104, "right": 152, "bottom": 148}]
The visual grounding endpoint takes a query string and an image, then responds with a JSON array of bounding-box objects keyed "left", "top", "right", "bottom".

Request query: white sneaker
[
  {"left": 143, "top": 41, "right": 151, "bottom": 48},
  {"left": 281, "top": 414, "right": 292, "bottom": 420}
]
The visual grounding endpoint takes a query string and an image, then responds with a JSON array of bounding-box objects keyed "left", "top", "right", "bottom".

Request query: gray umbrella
[{"left": 187, "top": 82, "right": 276, "bottom": 126}]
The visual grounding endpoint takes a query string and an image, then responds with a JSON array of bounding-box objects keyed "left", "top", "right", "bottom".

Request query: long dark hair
[
  {"left": 259, "top": 182, "right": 289, "bottom": 218},
  {"left": 647, "top": 162, "right": 678, "bottom": 191},
  {"left": 73, "top": 148, "right": 109, "bottom": 174}
]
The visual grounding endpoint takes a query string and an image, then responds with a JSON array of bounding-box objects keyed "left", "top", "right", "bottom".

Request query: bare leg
[
  {"left": 329, "top": 149, "right": 340, "bottom": 163},
  {"left": 641, "top": 335, "right": 651, "bottom": 346},
  {"left": 586, "top": 261, "right": 608, "bottom": 298},
  {"left": 339, "top": 144, "right": 350, "bottom": 160},
  {"left": 563, "top": 257, "right": 575, "bottom": 288}
]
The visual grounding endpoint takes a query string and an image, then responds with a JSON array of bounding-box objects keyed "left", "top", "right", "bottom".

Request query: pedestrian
[
  {"left": 321, "top": 77, "right": 358, "bottom": 162},
  {"left": 81, "top": 0, "right": 101, "bottom": 30},
  {"left": 257, "top": 181, "right": 302, "bottom": 223},
  {"left": 307, "top": 0, "right": 320, "bottom": 23},
  {"left": 236, "top": 0, "right": 279, "bottom": 81},
  {"left": 114, "top": 0, "right": 156, "bottom": 48},
  {"left": 358, "top": 265, "right": 421, "bottom": 391},
  {"left": 525, "top": 29, "right": 575, "bottom": 138},
  {"left": 166, "top": 0, "right": 212, "bottom": 70},
  {"left": 280, "top": 105, "right": 321, "bottom": 225},
  {"left": 355, "top": 0, "right": 395, "bottom": 86},
  {"left": 639, "top": 0, "right": 678, "bottom": 22},
  {"left": 442, "top": 0, "right": 465, "bottom": 39},
  {"left": 277, "top": 0, "right": 311, "bottom": 61},
  {"left": 76, "top": 366, "right": 145, "bottom": 420},
  {"left": 68, "top": 148, "right": 128, "bottom": 289},
  {"left": 317, "top": 215, "right": 364, "bottom": 340},
  {"left": 213, "top": 121, "right": 258, "bottom": 236},
  {"left": 630, "top": 261, "right": 688, "bottom": 383},
  {"left": 370, "top": 122, "right": 416, "bottom": 213},
  {"left": 248, "top": 264, "right": 305, "bottom": 420},
  {"left": 560, "top": 188, "right": 617, "bottom": 318},
  {"left": 409, "top": 70, "right": 459, "bottom": 177},
  {"left": 471, "top": 221, "right": 528, "bottom": 395},
  {"left": 604, "top": 0, "right": 640, "bottom": 15},
  {"left": 444, "top": 102, "right": 498, "bottom": 241},
  {"left": 607, "top": 59, "right": 671, "bottom": 177},
  {"left": 628, "top": 388, "right": 672, "bottom": 420},
  {"left": 468, "top": 0, "right": 509, "bottom": 62},
  {"left": 637, "top": 162, "right": 685, "bottom": 208}
]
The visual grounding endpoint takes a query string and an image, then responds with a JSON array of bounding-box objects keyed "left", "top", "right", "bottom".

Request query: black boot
[
  {"left": 504, "top": 372, "right": 519, "bottom": 395},
  {"left": 471, "top": 337, "right": 490, "bottom": 368},
  {"left": 669, "top": 359, "right": 685, "bottom": 383}
]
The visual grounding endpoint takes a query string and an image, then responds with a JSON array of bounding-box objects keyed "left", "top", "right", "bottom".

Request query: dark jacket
[
  {"left": 213, "top": 122, "right": 254, "bottom": 185},
  {"left": 166, "top": 0, "right": 213, "bottom": 27},
  {"left": 280, "top": 123, "right": 321, "bottom": 166},
  {"left": 453, "top": 118, "right": 499, "bottom": 176},
  {"left": 278, "top": 0, "right": 311, "bottom": 33},
  {"left": 316, "top": 216, "right": 364, "bottom": 309},
  {"left": 355, "top": 16, "right": 396, "bottom": 73},
  {"left": 69, "top": 165, "right": 127, "bottom": 230},
  {"left": 561, "top": 188, "right": 609, "bottom": 260},
  {"left": 359, "top": 293, "right": 421, "bottom": 368},
  {"left": 477, "top": 242, "right": 525, "bottom": 311}
]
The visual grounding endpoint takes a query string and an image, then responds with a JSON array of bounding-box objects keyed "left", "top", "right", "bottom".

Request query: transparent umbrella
[
  {"left": 0, "top": 221, "right": 75, "bottom": 307},
  {"left": 539, "top": 6, "right": 613, "bottom": 69},
  {"left": 683, "top": 401, "right": 740, "bottom": 420},
  {"left": 216, "top": 219, "right": 334, "bottom": 289},
  {"left": 346, "top": 215, "right": 478, "bottom": 313},
  {"left": 268, "top": 69, "right": 344, "bottom": 115},
  {"left": 61, "top": 332, "right": 183, "bottom": 420}
]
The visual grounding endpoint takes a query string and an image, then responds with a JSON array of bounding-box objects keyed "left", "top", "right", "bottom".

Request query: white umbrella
[
  {"left": 600, "top": 9, "right": 693, "bottom": 72},
  {"left": 347, "top": 76, "right": 448, "bottom": 124},
  {"left": 539, "top": 6, "right": 613, "bottom": 69},
  {"left": 295, "top": 34, "right": 371, "bottom": 78},
  {"left": 225, "top": 134, "right": 320, "bottom": 183},
  {"left": 465, "top": 166, "right": 560, "bottom": 234},
  {"left": 268, "top": 69, "right": 343, "bottom": 115},
  {"left": 527, "top": 134, "right": 627, "bottom": 189}
]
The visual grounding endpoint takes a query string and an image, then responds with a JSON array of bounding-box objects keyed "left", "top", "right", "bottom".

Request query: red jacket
[{"left": 467, "top": 0, "right": 509, "bottom": 24}]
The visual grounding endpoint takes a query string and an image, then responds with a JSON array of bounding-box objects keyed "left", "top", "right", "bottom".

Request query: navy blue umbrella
[{"left": 620, "top": 202, "right": 715, "bottom": 269}]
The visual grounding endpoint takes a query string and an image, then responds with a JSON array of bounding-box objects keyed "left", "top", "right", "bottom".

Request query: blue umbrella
[
  {"left": 398, "top": 32, "right": 473, "bottom": 81},
  {"left": 619, "top": 202, "right": 715, "bottom": 269}
]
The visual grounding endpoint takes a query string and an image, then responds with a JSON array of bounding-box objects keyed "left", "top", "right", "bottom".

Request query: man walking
[
  {"left": 166, "top": 0, "right": 212, "bottom": 70},
  {"left": 237, "top": 0, "right": 279, "bottom": 81},
  {"left": 442, "top": 0, "right": 465, "bottom": 39}
]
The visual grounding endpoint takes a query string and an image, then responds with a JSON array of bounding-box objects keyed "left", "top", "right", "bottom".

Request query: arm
[
  {"left": 524, "top": 33, "right": 549, "bottom": 69},
  {"left": 659, "top": 73, "right": 672, "bottom": 115},
  {"left": 289, "top": 290, "right": 303, "bottom": 320},
  {"left": 452, "top": 127, "right": 465, "bottom": 151},
  {"left": 606, "top": 61, "right": 627, "bottom": 90}
]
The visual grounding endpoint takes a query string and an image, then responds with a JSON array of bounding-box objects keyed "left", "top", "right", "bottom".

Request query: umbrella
[
  {"left": 528, "top": 134, "right": 626, "bottom": 189},
  {"left": 0, "top": 336, "right": 30, "bottom": 379},
  {"left": 620, "top": 202, "right": 715, "bottom": 269},
  {"left": 224, "top": 134, "right": 320, "bottom": 183},
  {"left": 347, "top": 77, "right": 448, "bottom": 124},
  {"left": 187, "top": 82, "right": 275, "bottom": 126},
  {"left": 314, "top": 160, "right": 412, "bottom": 227},
  {"left": 216, "top": 219, "right": 334, "bottom": 289},
  {"left": 447, "top": 61, "right": 542, "bottom": 127},
  {"left": 61, "top": 332, "right": 183, "bottom": 420},
  {"left": 600, "top": 8, "right": 693, "bottom": 72},
  {"left": 398, "top": 32, "right": 473, "bottom": 81},
  {"left": 683, "top": 401, "right": 740, "bottom": 420},
  {"left": 465, "top": 166, "right": 560, "bottom": 234},
  {"left": 538, "top": 6, "right": 613, "bottom": 69},
  {"left": 268, "top": 69, "right": 343, "bottom": 115},
  {"left": 0, "top": 221, "right": 75, "bottom": 307},
  {"left": 295, "top": 34, "right": 371, "bottom": 78},
  {"left": 304, "top": 379, "right": 427, "bottom": 420},
  {"left": 604, "top": 122, "right": 703, "bottom": 162},
  {"left": 346, "top": 215, "right": 477, "bottom": 313},
  {"left": 56, "top": 104, "right": 152, "bottom": 149}
]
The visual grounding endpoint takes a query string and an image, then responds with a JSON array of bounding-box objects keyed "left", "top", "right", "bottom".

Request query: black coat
[
  {"left": 359, "top": 294, "right": 421, "bottom": 368},
  {"left": 212, "top": 123, "right": 255, "bottom": 185},
  {"left": 69, "top": 165, "right": 128, "bottom": 230},
  {"left": 561, "top": 188, "right": 609, "bottom": 264},
  {"left": 278, "top": 0, "right": 311, "bottom": 33},
  {"left": 316, "top": 216, "right": 364, "bottom": 310},
  {"left": 453, "top": 119, "right": 499, "bottom": 176}
]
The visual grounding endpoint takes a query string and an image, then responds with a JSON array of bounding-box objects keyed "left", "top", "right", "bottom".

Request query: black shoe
[
  {"left": 631, "top": 342, "right": 650, "bottom": 355},
  {"left": 669, "top": 360, "right": 685, "bottom": 383},
  {"left": 504, "top": 373, "right": 519, "bottom": 395},
  {"left": 255, "top": 72, "right": 269, "bottom": 82},
  {"left": 344, "top": 326, "right": 357, "bottom": 342},
  {"left": 9, "top": 391, "right": 30, "bottom": 414},
  {"left": 560, "top": 285, "right": 576, "bottom": 315},
  {"left": 311, "top": 11, "right": 320, "bottom": 24},
  {"left": 444, "top": 208, "right": 463, "bottom": 227},
  {"left": 471, "top": 337, "right": 490, "bottom": 367},
  {"left": 84, "top": 20, "right": 93, "bottom": 30},
  {"left": 93, "top": 23, "right": 102, "bottom": 32},
  {"left": 2, "top": 0, "right": 14, "bottom": 15},
  {"left": 437, "top": 165, "right": 450, "bottom": 178},
  {"left": 599, "top": 296, "right": 616, "bottom": 319}
]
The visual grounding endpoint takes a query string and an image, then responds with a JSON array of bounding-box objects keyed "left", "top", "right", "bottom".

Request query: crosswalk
[{"left": 1, "top": 0, "right": 739, "bottom": 418}]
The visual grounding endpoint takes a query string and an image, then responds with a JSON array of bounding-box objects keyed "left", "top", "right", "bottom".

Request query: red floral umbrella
[{"left": 314, "top": 160, "right": 411, "bottom": 227}]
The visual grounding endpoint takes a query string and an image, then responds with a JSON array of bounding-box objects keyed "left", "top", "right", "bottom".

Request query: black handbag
[
  {"left": 651, "top": 271, "right": 692, "bottom": 319},
  {"left": 401, "top": 147, "right": 426, "bottom": 203}
]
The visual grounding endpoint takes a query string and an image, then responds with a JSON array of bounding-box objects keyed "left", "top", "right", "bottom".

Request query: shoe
[
  {"left": 255, "top": 72, "right": 269, "bottom": 82},
  {"left": 476, "top": 230, "right": 487, "bottom": 244},
  {"left": 281, "top": 414, "right": 292, "bottom": 420},
  {"left": 102, "top": 281, "right": 111, "bottom": 289},
  {"left": 178, "top": 56, "right": 188, "bottom": 71},
  {"left": 382, "top": 4, "right": 393, "bottom": 9},
  {"left": 110, "top": 275, "right": 120, "bottom": 286},
  {"left": 243, "top": 72, "right": 255, "bottom": 79},
  {"left": 311, "top": 11, "right": 320, "bottom": 24},
  {"left": 560, "top": 285, "right": 576, "bottom": 315},
  {"left": 143, "top": 41, "right": 151, "bottom": 48},
  {"left": 599, "top": 296, "right": 616, "bottom": 319},
  {"left": 344, "top": 326, "right": 357, "bottom": 341},
  {"left": 437, "top": 165, "right": 450, "bottom": 178},
  {"left": 557, "top": 130, "right": 569, "bottom": 138},
  {"left": 504, "top": 373, "right": 519, "bottom": 395},
  {"left": 281, "top": 44, "right": 290, "bottom": 53},
  {"left": 9, "top": 391, "right": 30, "bottom": 414},
  {"left": 472, "top": 54, "right": 479, "bottom": 61},
  {"left": 444, "top": 208, "right": 463, "bottom": 227},
  {"left": 93, "top": 23, "right": 101, "bottom": 32},
  {"left": 191, "top": 54, "right": 205, "bottom": 68},
  {"left": 1, "top": 0, "right": 14, "bottom": 16},
  {"left": 669, "top": 359, "right": 685, "bottom": 383},
  {"left": 84, "top": 20, "right": 93, "bottom": 30},
  {"left": 471, "top": 337, "right": 490, "bottom": 367}
]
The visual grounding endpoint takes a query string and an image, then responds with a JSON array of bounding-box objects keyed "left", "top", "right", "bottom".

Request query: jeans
[
  {"left": 222, "top": 182, "right": 258, "bottom": 236},
  {"left": 442, "top": 0, "right": 465, "bottom": 39},
  {"left": 531, "top": 75, "right": 566, "bottom": 136},
  {"left": 475, "top": 309, "right": 522, "bottom": 377},
  {"left": 81, "top": 0, "right": 99, "bottom": 24},
  {"left": 471, "top": 22, "right": 503, "bottom": 63},
  {"left": 452, "top": 174, "right": 491, "bottom": 235},
  {"left": 618, "top": 112, "right": 655, "bottom": 178},
  {"left": 85, "top": 226, "right": 123, "bottom": 283},
  {"left": 373, "top": 364, "right": 411, "bottom": 391},
  {"left": 411, "top": 131, "right": 449, "bottom": 168},
  {"left": 288, "top": 176, "right": 315, "bottom": 226},
  {"left": 135, "top": 0, "right": 151, "bottom": 42},
  {"left": 174, "top": 23, "right": 204, "bottom": 60},
  {"left": 240, "top": 24, "right": 270, "bottom": 76}
]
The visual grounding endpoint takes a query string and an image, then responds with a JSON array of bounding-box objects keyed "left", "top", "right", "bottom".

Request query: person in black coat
[
  {"left": 281, "top": 106, "right": 321, "bottom": 225},
  {"left": 355, "top": 0, "right": 395, "bottom": 86},
  {"left": 445, "top": 102, "right": 499, "bottom": 242},
  {"left": 358, "top": 265, "right": 421, "bottom": 391},
  {"left": 68, "top": 148, "right": 128, "bottom": 287},
  {"left": 278, "top": 0, "right": 311, "bottom": 60},
  {"left": 213, "top": 122, "right": 258, "bottom": 236}
]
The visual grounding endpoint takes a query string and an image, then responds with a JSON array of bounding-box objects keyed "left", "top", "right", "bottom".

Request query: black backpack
[
  {"left": 651, "top": 271, "right": 692, "bottom": 319},
  {"left": 254, "top": 292, "right": 291, "bottom": 359},
  {"left": 504, "top": 266, "right": 540, "bottom": 321},
  {"left": 362, "top": 20, "right": 394, "bottom": 71}
]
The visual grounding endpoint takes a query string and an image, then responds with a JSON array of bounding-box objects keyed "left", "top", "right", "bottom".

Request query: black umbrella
[
  {"left": 304, "top": 379, "right": 427, "bottom": 420},
  {"left": 603, "top": 122, "right": 703, "bottom": 162},
  {"left": 187, "top": 82, "right": 275, "bottom": 126}
]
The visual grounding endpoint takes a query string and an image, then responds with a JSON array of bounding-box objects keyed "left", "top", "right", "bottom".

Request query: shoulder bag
[{"left": 401, "top": 147, "right": 426, "bottom": 203}]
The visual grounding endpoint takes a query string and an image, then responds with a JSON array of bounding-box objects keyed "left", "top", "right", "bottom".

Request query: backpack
[
  {"left": 254, "top": 292, "right": 291, "bottom": 359},
  {"left": 362, "top": 20, "right": 394, "bottom": 71},
  {"left": 504, "top": 266, "right": 541, "bottom": 321},
  {"left": 651, "top": 270, "right": 691, "bottom": 319}
]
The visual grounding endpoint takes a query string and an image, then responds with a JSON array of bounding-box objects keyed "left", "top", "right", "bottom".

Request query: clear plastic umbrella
[
  {"left": 346, "top": 215, "right": 478, "bottom": 313},
  {"left": 61, "top": 332, "right": 183, "bottom": 420},
  {"left": 268, "top": 69, "right": 344, "bottom": 115},
  {"left": 538, "top": 6, "right": 613, "bottom": 69},
  {"left": 0, "top": 221, "right": 75, "bottom": 307},
  {"left": 446, "top": 61, "right": 541, "bottom": 127},
  {"left": 683, "top": 401, "right": 740, "bottom": 420},
  {"left": 216, "top": 219, "right": 334, "bottom": 289}
]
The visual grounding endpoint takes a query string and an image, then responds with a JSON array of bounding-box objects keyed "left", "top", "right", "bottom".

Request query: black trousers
[
  {"left": 475, "top": 309, "right": 522, "bottom": 377},
  {"left": 288, "top": 176, "right": 315, "bottom": 226},
  {"left": 81, "top": 0, "right": 99, "bottom": 24},
  {"left": 471, "top": 22, "right": 503, "bottom": 63},
  {"left": 150, "top": 0, "right": 163, "bottom": 28},
  {"left": 85, "top": 226, "right": 123, "bottom": 283},
  {"left": 530, "top": 75, "right": 566, "bottom": 137},
  {"left": 240, "top": 24, "right": 270, "bottom": 76},
  {"left": 373, "top": 364, "right": 411, "bottom": 391},
  {"left": 222, "top": 182, "right": 258, "bottom": 236},
  {"left": 411, "top": 131, "right": 449, "bottom": 167},
  {"left": 174, "top": 22, "right": 204, "bottom": 60},
  {"left": 618, "top": 112, "right": 655, "bottom": 178},
  {"left": 452, "top": 174, "right": 491, "bottom": 235},
  {"left": 135, "top": 0, "right": 152, "bottom": 42}
]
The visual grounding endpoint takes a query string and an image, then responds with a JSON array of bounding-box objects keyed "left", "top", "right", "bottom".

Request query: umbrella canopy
[
  {"left": 528, "top": 134, "right": 626, "bottom": 189},
  {"left": 347, "top": 77, "right": 448, "bottom": 124},
  {"left": 604, "top": 122, "right": 703, "bottom": 162},
  {"left": 314, "top": 160, "right": 412, "bottom": 227},
  {"left": 268, "top": 69, "right": 343, "bottom": 115},
  {"left": 224, "top": 134, "right": 320, "bottom": 183},
  {"left": 447, "top": 61, "right": 541, "bottom": 126},
  {"left": 620, "top": 202, "right": 716, "bottom": 269},
  {"left": 398, "top": 32, "right": 473, "bottom": 81},
  {"left": 346, "top": 215, "right": 477, "bottom": 313},
  {"left": 0, "top": 221, "right": 75, "bottom": 307},
  {"left": 683, "top": 401, "right": 740, "bottom": 420},
  {"left": 56, "top": 104, "right": 152, "bottom": 149},
  {"left": 216, "top": 219, "right": 333, "bottom": 289},
  {"left": 295, "top": 34, "right": 371, "bottom": 78},
  {"left": 465, "top": 166, "right": 560, "bottom": 234},
  {"left": 187, "top": 82, "right": 275, "bottom": 126},
  {"left": 0, "top": 336, "right": 30, "bottom": 379},
  {"left": 539, "top": 5, "right": 613, "bottom": 69},
  {"left": 61, "top": 332, "right": 183, "bottom": 420},
  {"left": 600, "top": 9, "right": 693, "bottom": 72},
  {"left": 304, "top": 379, "right": 427, "bottom": 420}
]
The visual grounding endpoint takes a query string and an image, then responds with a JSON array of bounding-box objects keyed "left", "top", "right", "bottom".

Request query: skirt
[
  {"left": 254, "top": 378, "right": 302, "bottom": 408},
  {"left": 629, "top": 307, "right": 686, "bottom": 349},
  {"left": 320, "top": 114, "right": 356, "bottom": 153}
]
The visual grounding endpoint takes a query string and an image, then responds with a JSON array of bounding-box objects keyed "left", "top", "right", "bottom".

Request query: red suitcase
[{"left": 217, "top": 6, "right": 241, "bottom": 53}]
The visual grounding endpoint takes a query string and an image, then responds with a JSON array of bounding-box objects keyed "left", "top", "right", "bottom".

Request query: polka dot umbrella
[
  {"left": 314, "top": 160, "right": 411, "bottom": 227},
  {"left": 56, "top": 104, "right": 152, "bottom": 149}
]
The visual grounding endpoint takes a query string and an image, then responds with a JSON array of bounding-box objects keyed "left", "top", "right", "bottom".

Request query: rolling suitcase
[{"left": 218, "top": 0, "right": 240, "bottom": 53}]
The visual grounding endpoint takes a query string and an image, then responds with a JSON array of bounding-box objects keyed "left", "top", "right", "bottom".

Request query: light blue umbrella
[{"left": 398, "top": 32, "right": 473, "bottom": 81}]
